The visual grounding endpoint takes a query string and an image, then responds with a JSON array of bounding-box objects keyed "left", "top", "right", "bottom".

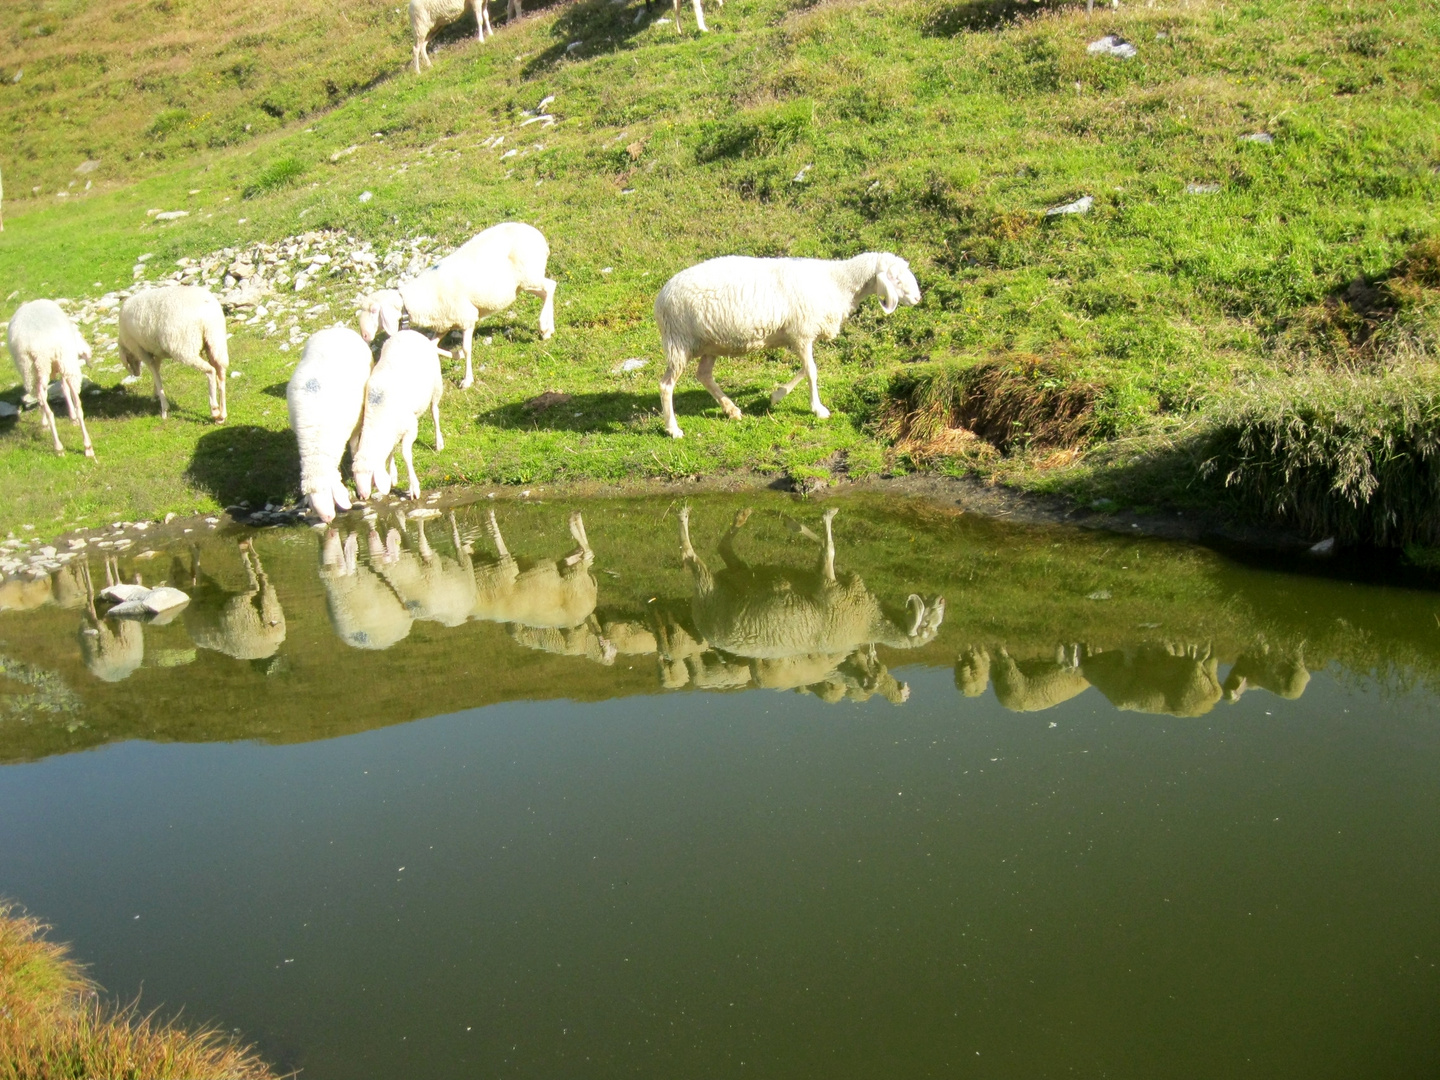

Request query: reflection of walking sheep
[
  {"left": 181, "top": 541, "right": 286, "bottom": 661},
  {"left": 959, "top": 645, "right": 1090, "bottom": 712},
  {"left": 674, "top": 505, "right": 943, "bottom": 701},
  {"left": 470, "top": 509, "right": 604, "bottom": 633},
  {"left": 1223, "top": 644, "right": 1309, "bottom": 703},
  {"left": 1081, "top": 643, "right": 1222, "bottom": 717},
  {"left": 318, "top": 528, "right": 413, "bottom": 651},
  {"left": 76, "top": 559, "right": 144, "bottom": 683}
]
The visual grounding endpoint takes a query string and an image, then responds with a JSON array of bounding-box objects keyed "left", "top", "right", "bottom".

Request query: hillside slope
[{"left": 0, "top": 0, "right": 1437, "bottom": 536}]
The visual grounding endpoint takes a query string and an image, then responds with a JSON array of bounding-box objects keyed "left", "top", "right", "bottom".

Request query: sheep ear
[
  {"left": 378, "top": 303, "right": 401, "bottom": 338},
  {"left": 877, "top": 271, "right": 900, "bottom": 315}
]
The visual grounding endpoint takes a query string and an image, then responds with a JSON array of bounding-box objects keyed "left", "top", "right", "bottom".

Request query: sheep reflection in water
[
  {"left": 319, "top": 527, "right": 413, "bottom": 651},
  {"left": 76, "top": 558, "right": 144, "bottom": 683},
  {"left": 368, "top": 513, "right": 477, "bottom": 628},
  {"left": 664, "top": 505, "right": 945, "bottom": 702},
  {"left": 957, "top": 640, "right": 1310, "bottom": 717},
  {"left": 179, "top": 541, "right": 286, "bottom": 661}
]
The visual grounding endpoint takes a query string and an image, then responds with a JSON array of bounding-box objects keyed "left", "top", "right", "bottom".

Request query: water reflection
[{"left": 3, "top": 492, "right": 1439, "bottom": 761}]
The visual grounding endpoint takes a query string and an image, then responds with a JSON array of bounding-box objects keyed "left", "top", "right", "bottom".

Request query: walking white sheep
[
  {"left": 287, "top": 326, "right": 374, "bottom": 523},
  {"left": 654, "top": 252, "right": 920, "bottom": 438},
  {"left": 117, "top": 285, "right": 229, "bottom": 422},
  {"left": 410, "top": 0, "right": 490, "bottom": 73},
  {"left": 6, "top": 299, "right": 95, "bottom": 457},
  {"left": 647, "top": 0, "right": 718, "bottom": 33},
  {"left": 357, "top": 221, "right": 555, "bottom": 389},
  {"left": 351, "top": 330, "right": 445, "bottom": 502}
]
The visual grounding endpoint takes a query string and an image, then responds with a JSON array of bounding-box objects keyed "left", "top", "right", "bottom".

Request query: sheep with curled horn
[{"left": 676, "top": 505, "right": 943, "bottom": 702}]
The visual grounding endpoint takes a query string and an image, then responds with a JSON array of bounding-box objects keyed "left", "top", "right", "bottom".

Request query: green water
[{"left": 1, "top": 492, "right": 1438, "bottom": 1078}]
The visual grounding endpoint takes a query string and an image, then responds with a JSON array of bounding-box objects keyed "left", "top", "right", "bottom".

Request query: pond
[{"left": 1, "top": 491, "right": 1438, "bottom": 1078}]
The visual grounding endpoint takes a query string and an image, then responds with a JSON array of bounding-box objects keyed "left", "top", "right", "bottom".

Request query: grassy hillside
[{"left": 0, "top": 0, "right": 1437, "bottom": 538}]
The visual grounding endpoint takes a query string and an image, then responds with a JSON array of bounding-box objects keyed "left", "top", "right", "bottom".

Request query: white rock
[
  {"left": 1308, "top": 537, "right": 1336, "bottom": 556},
  {"left": 1087, "top": 35, "right": 1136, "bottom": 58},
  {"left": 1185, "top": 182, "right": 1221, "bottom": 194},
  {"left": 153, "top": 210, "right": 190, "bottom": 222},
  {"left": 613, "top": 357, "right": 647, "bottom": 373},
  {"left": 1046, "top": 195, "right": 1093, "bottom": 216},
  {"left": 102, "top": 583, "right": 151, "bottom": 603},
  {"left": 141, "top": 586, "right": 189, "bottom": 613}
]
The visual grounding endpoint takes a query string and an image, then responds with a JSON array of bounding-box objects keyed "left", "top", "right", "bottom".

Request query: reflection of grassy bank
[{"left": 0, "top": 904, "right": 277, "bottom": 1080}]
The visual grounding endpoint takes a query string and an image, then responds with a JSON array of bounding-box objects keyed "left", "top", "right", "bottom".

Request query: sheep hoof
[
  {"left": 813, "top": 405, "right": 831, "bottom": 420},
  {"left": 459, "top": 376, "right": 474, "bottom": 390},
  {"left": 666, "top": 425, "right": 685, "bottom": 439},
  {"left": 723, "top": 405, "right": 743, "bottom": 421},
  {"left": 769, "top": 388, "right": 788, "bottom": 406},
  {"left": 84, "top": 447, "right": 95, "bottom": 459}
]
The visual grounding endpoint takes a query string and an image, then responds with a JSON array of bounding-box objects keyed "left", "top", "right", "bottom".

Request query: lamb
[
  {"left": 117, "top": 285, "right": 229, "bottom": 422},
  {"left": 357, "top": 222, "right": 555, "bottom": 389},
  {"left": 654, "top": 252, "right": 920, "bottom": 438},
  {"left": 6, "top": 299, "right": 95, "bottom": 457},
  {"left": 351, "top": 330, "right": 445, "bottom": 502},
  {"left": 410, "top": 0, "right": 491, "bottom": 73},
  {"left": 287, "top": 326, "right": 374, "bottom": 523}
]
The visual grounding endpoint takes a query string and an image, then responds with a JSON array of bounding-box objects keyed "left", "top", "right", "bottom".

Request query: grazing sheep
[
  {"left": 469, "top": 509, "right": 601, "bottom": 631},
  {"left": 369, "top": 515, "right": 478, "bottom": 627},
  {"left": 288, "top": 326, "right": 374, "bottom": 523},
  {"left": 76, "top": 560, "right": 144, "bottom": 683},
  {"left": 410, "top": 0, "right": 491, "bottom": 73},
  {"left": 180, "top": 542, "right": 286, "bottom": 662},
  {"left": 508, "top": 618, "right": 618, "bottom": 666},
  {"left": 319, "top": 528, "right": 414, "bottom": 651},
  {"left": 654, "top": 252, "right": 920, "bottom": 438},
  {"left": 7, "top": 299, "right": 95, "bottom": 457},
  {"left": 988, "top": 645, "right": 1090, "bottom": 713},
  {"left": 1081, "top": 642, "right": 1222, "bottom": 718},
  {"left": 351, "top": 330, "right": 445, "bottom": 502},
  {"left": 357, "top": 222, "right": 555, "bottom": 389},
  {"left": 117, "top": 285, "right": 229, "bottom": 422}
]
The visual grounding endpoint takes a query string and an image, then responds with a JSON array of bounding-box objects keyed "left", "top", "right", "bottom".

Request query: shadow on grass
[
  {"left": 521, "top": 0, "right": 657, "bottom": 78},
  {"left": 262, "top": 381, "right": 289, "bottom": 400},
  {"left": 186, "top": 425, "right": 299, "bottom": 508},
  {"left": 923, "top": 0, "right": 1067, "bottom": 34},
  {"left": 0, "top": 383, "right": 164, "bottom": 421},
  {"left": 475, "top": 387, "right": 779, "bottom": 432}
]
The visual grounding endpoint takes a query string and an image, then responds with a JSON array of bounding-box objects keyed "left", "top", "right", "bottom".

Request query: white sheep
[
  {"left": 648, "top": 0, "right": 718, "bottom": 33},
  {"left": 287, "top": 326, "right": 374, "bottom": 523},
  {"left": 654, "top": 252, "right": 921, "bottom": 438},
  {"left": 357, "top": 221, "right": 556, "bottom": 389},
  {"left": 410, "top": 0, "right": 490, "bottom": 73},
  {"left": 117, "top": 285, "right": 229, "bottom": 422},
  {"left": 6, "top": 298, "right": 95, "bottom": 457},
  {"left": 351, "top": 330, "right": 445, "bottom": 502}
]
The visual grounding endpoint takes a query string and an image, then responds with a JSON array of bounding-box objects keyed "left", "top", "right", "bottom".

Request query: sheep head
[
  {"left": 74, "top": 328, "right": 93, "bottom": 366},
  {"left": 357, "top": 290, "right": 404, "bottom": 343},
  {"left": 873, "top": 254, "right": 922, "bottom": 314}
]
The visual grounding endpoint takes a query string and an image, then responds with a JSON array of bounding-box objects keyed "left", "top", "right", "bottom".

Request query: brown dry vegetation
[
  {"left": 0, "top": 903, "right": 279, "bottom": 1080},
  {"left": 0, "top": 0, "right": 405, "bottom": 198}
]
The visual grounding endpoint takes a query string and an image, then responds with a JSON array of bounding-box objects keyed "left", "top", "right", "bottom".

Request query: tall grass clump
[
  {"left": 1201, "top": 374, "right": 1440, "bottom": 546},
  {"left": 0, "top": 902, "right": 279, "bottom": 1080},
  {"left": 242, "top": 157, "right": 307, "bottom": 199},
  {"left": 878, "top": 355, "right": 1102, "bottom": 461}
]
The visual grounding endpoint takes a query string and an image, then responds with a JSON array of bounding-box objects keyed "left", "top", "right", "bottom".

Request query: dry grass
[{"left": 0, "top": 902, "right": 280, "bottom": 1080}]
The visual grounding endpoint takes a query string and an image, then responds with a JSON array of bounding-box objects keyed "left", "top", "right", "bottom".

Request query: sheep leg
[
  {"left": 400, "top": 427, "right": 421, "bottom": 499},
  {"left": 770, "top": 370, "right": 806, "bottom": 407},
  {"left": 204, "top": 365, "right": 222, "bottom": 424},
  {"left": 36, "top": 388, "right": 65, "bottom": 456},
  {"left": 216, "top": 362, "right": 228, "bottom": 423},
  {"left": 820, "top": 507, "right": 838, "bottom": 583},
  {"left": 531, "top": 278, "right": 557, "bottom": 340},
  {"left": 508, "top": 0, "right": 521, "bottom": 21},
  {"left": 717, "top": 508, "right": 751, "bottom": 572},
  {"left": 486, "top": 508, "right": 510, "bottom": 558},
  {"left": 458, "top": 325, "right": 474, "bottom": 389},
  {"left": 472, "top": 0, "right": 488, "bottom": 41},
  {"left": 416, "top": 519, "right": 434, "bottom": 560},
  {"left": 799, "top": 340, "right": 830, "bottom": 420},
  {"left": 696, "top": 356, "right": 742, "bottom": 421},
  {"left": 691, "top": 0, "right": 708, "bottom": 31},
  {"left": 432, "top": 394, "right": 445, "bottom": 452},
  {"left": 67, "top": 376, "right": 95, "bottom": 458},
  {"left": 147, "top": 360, "right": 169, "bottom": 420},
  {"left": 564, "top": 510, "right": 592, "bottom": 566},
  {"left": 660, "top": 346, "right": 688, "bottom": 439}
]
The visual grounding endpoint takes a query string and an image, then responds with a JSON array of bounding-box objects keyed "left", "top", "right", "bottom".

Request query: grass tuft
[{"left": 242, "top": 156, "right": 308, "bottom": 199}]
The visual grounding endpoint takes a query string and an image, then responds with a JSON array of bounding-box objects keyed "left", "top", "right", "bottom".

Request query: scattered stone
[
  {"left": 408, "top": 508, "right": 441, "bottom": 520},
  {"left": 1046, "top": 195, "right": 1093, "bottom": 217},
  {"left": 792, "top": 164, "right": 812, "bottom": 183},
  {"left": 1241, "top": 132, "right": 1274, "bottom": 144},
  {"left": 101, "top": 583, "right": 151, "bottom": 603},
  {"left": 140, "top": 586, "right": 189, "bottom": 613},
  {"left": 153, "top": 210, "right": 190, "bottom": 222},
  {"left": 612, "top": 358, "right": 647, "bottom": 373},
  {"left": 0, "top": 402, "right": 17, "bottom": 419},
  {"left": 1185, "top": 182, "right": 1221, "bottom": 194},
  {"left": 1308, "top": 536, "right": 1336, "bottom": 556},
  {"left": 1087, "top": 589, "right": 1112, "bottom": 601},
  {"left": 1087, "top": 35, "right": 1137, "bottom": 59},
  {"left": 74, "top": 160, "right": 101, "bottom": 174},
  {"left": 566, "top": 40, "right": 585, "bottom": 53}
]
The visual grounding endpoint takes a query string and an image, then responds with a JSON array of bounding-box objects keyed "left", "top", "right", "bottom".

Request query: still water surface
[{"left": 1, "top": 492, "right": 1438, "bottom": 1078}]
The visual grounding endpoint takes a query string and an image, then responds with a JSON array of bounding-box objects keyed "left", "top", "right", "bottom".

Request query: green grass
[{"left": 1, "top": 0, "right": 1438, "bottom": 538}]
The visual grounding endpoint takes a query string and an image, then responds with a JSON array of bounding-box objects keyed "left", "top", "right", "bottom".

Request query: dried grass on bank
[{"left": 0, "top": 903, "right": 279, "bottom": 1080}]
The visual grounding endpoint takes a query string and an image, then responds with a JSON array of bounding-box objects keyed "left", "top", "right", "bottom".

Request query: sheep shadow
[
  {"left": 476, "top": 387, "right": 781, "bottom": 433},
  {"left": 923, "top": 0, "right": 1065, "bottom": 34},
  {"left": 186, "top": 425, "right": 300, "bottom": 509},
  {"left": 521, "top": 0, "right": 659, "bottom": 77},
  {"left": 262, "top": 380, "right": 290, "bottom": 400},
  {"left": 1, "top": 382, "right": 164, "bottom": 422}
]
